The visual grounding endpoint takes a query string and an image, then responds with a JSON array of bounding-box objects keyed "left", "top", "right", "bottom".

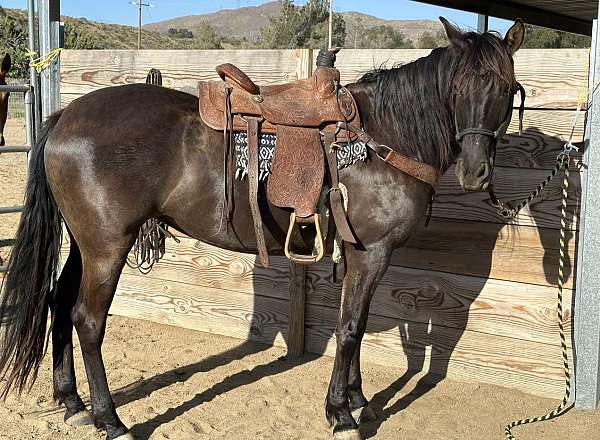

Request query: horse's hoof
[
  {"left": 333, "top": 429, "right": 361, "bottom": 440},
  {"left": 113, "top": 434, "right": 135, "bottom": 440},
  {"left": 65, "top": 410, "right": 93, "bottom": 427},
  {"left": 351, "top": 405, "right": 377, "bottom": 424}
]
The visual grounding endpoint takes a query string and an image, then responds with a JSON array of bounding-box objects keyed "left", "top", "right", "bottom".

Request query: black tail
[{"left": 0, "top": 111, "right": 64, "bottom": 397}]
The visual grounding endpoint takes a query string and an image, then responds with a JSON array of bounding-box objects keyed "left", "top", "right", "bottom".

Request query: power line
[{"left": 129, "top": 1, "right": 155, "bottom": 50}]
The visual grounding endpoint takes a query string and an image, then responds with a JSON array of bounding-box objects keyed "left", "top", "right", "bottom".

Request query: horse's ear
[
  {"left": 504, "top": 19, "right": 525, "bottom": 55},
  {"left": 440, "top": 17, "right": 465, "bottom": 48},
  {"left": 0, "top": 53, "right": 11, "bottom": 76}
]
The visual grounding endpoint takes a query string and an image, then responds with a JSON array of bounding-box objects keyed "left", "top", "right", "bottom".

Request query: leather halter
[
  {"left": 455, "top": 82, "right": 526, "bottom": 142},
  {"left": 342, "top": 123, "right": 441, "bottom": 189}
]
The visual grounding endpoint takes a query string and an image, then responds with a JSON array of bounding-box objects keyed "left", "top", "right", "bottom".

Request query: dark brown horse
[
  {"left": 0, "top": 19, "right": 525, "bottom": 440},
  {"left": 0, "top": 53, "right": 11, "bottom": 147}
]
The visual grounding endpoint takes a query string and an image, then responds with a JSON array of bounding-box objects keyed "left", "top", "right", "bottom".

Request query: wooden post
[
  {"left": 285, "top": 48, "right": 312, "bottom": 358},
  {"left": 295, "top": 48, "right": 313, "bottom": 80},
  {"left": 287, "top": 263, "right": 307, "bottom": 357}
]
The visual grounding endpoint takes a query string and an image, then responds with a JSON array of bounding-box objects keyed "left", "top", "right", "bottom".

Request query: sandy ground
[
  {"left": 0, "top": 118, "right": 27, "bottom": 265},
  {"left": 0, "top": 117, "right": 599, "bottom": 439},
  {"left": 0, "top": 316, "right": 596, "bottom": 440}
]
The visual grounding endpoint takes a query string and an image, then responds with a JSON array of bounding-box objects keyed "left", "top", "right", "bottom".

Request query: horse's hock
[{"left": 59, "top": 47, "right": 587, "bottom": 399}]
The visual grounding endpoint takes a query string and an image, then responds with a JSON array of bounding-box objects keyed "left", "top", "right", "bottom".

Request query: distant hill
[
  {"left": 1, "top": 7, "right": 208, "bottom": 52},
  {"left": 145, "top": 2, "right": 281, "bottom": 42},
  {"left": 145, "top": 1, "right": 443, "bottom": 46}
]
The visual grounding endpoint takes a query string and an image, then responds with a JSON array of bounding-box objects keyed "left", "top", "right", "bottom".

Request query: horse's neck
[{"left": 348, "top": 53, "right": 459, "bottom": 173}]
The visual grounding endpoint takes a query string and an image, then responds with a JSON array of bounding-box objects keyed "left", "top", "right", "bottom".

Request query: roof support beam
[
  {"left": 477, "top": 14, "right": 489, "bottom": 33},
  {"left": 412, "top": 0, "right": 593, "bottom": 35}
]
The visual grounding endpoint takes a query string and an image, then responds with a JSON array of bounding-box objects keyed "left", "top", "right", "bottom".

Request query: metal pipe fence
[
  {"left": 0, "top": 83, "right": 35, "bottom": 273},
  {"left": 6, "top": 79, "right": 28, "bottom": 119}
]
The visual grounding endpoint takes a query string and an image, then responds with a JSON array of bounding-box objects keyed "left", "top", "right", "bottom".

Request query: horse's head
[
  {"left": 441, "top": 18, "right": 525, "bottom": 191},
  {"left": 0, "top": 53, "right": 11, "bottom": 147}
]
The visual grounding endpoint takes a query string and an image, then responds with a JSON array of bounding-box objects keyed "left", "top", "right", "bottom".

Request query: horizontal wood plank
[
  {"left": 113, "top": 273, "right": 289, "bottom": 348},
  {"left": 60, "top": 49, "right": 306, "bottom": 97},
  {"left": 306, "top": 258, "right": 572, "bottom": 349},
  {"left": 61, "top": 48, "right": 588, "bottom": 111},
  {"left": 305, "top": 304, "right": 571, "bottom": 398},
  {"left": 108, "top": 272, "right": 571, "bottom": 398},
  {"left": 502, "top": 109, "right": 584, "bottom": 169},
  {"left": 434, "top": 164, "right": 581, "bottom": 229},
  {"left": 67, "top": 237, "right": 574, "bottom": 348},
  {"left": 321, "top": 48, "right": 589, "bottom": 109}
]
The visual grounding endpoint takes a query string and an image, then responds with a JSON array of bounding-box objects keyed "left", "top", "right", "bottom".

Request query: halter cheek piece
[{"left": 454, "top": 82, "right": 526, "bottom": 143}]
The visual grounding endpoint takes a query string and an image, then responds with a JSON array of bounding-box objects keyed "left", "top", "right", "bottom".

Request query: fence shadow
[{"left": 113, "top": 128, "right": 580, "bottom": 439}]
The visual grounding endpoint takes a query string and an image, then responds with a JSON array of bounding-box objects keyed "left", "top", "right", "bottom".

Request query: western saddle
[
  {"left": 198, "top": 49, "right": 441, "bottom": 267},
  {"left": 198, "top": 49, "right": 360, "bottom": 267}
]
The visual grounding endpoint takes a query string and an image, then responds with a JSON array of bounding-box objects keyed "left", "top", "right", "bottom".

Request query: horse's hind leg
[
  {"left": 72, "top": 235, "right": 135, "bottom": 440},
  {"left": 52, "top": 238, "right": 93, "bottom": 426}
]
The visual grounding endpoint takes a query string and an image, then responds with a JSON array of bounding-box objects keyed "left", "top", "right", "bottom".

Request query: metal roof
[{"left": 413, "top": 0, "right": 597, "bottom": 35}]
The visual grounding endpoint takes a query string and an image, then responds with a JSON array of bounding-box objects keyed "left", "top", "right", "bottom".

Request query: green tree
[
  {"left": 64, "top": 18, "right": 105, "bottom": 49},
  {"left": 258, "top": 0, "right": 345, "bottom": 49},
  {"left": 417, "top": 31, "right": 446, "bottom": 49},
  {"left": 0, "top": 7, "right": 28, "bottom": 78},
  {"left": 168, "top": 28, "right": 194, "bottom": 39},
  {"left": 359, "top": 25, "right": 413, "bottom": 49},
  {"left": 523, "top": 25, "right": 590, "bottom": 48},
  {"left": 193, "top": 20, "right": 223, "bottom": 49}
]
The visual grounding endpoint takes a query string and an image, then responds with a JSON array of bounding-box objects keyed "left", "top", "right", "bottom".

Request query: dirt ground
[
  {"left": 0, "top": 316, "right": 597, "bottom": 440},
  {"left": 0, "top": 117, "right": 599, "bottom": 439}
]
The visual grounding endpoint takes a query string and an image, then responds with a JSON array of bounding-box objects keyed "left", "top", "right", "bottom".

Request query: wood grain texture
[
  {"left": 305, "top": 258, "right": 572, "bottom": 349},
  {"left": 304, "top": 304, "right": 571, "bottom": 398},
  {"left": 501, "top": 110, "right": 584, "bottom": 169},
  {"left": 120, "top": 216, "right": 577, "bottom": 289},
  {"left": 61, "top": 49, "right": 588, "bottom": 111},
  {"left": 60, "top": 49, "right": 307, "bottom": 97},
  {"left": 287, "top": 263, "right": 307, "bottom": 357},
  {"left": 65, "top": 237, "right": 573, "bottom": 349},
  {"left": 434, "top": 164, "right": 581, "bottom": 230},
  {"left": 112, "top": 273, "right": 289, "bottom": 348},
  {"left": 106, "top": 270, "right": 571, "bottom": 399},
  {"left": 397, "top": 218, "right": 576, "bottom": 288},
  {"left": 324, "top": 48, "right": 588, "bottom": 110}
]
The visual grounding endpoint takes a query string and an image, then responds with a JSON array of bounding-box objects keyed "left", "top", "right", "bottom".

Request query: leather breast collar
[{"left": 341, "top": 123, "right": 441, "bottom": 190}]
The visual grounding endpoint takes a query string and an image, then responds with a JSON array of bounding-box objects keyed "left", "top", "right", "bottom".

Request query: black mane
[{"left": 358, "top": 31, "right": 517, "bottom": 171}]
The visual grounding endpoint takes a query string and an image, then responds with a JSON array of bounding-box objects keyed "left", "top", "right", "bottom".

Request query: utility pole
[
  {"left": 328, "top": 0, "right": 333, "bottom": 49},
  {"left": 129, "top": 1, "right": 154, "bottom": 50}
]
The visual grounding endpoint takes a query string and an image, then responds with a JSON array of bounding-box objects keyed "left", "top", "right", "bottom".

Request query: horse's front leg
[
  {"left": 348, "top": 347, "right": 377, "bottom": 424},
  {"left": 326, "top": 242, "right": 390, "bottom": 439}
]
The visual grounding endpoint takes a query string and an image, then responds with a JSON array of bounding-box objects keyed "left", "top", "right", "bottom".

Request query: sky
[{"left": 0, "top": 0, "right": 513, "bottom": 34}]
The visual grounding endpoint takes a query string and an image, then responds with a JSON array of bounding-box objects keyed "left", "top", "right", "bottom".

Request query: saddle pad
[
  {"left": 233, "top": 132, "right": 368, "bottom": 181},
  {"left": 267, "top": 126, "right": 324, "bottom": 219}
]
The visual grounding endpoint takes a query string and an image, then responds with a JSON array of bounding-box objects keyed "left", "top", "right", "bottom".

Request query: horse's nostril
[{"left": 476, "top": 162, "right": 489, "bottom": 180}]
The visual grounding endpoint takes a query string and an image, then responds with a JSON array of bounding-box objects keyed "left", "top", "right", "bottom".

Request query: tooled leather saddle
[
  {"left": 198, "top": 48, "right": 440, "bottom": 267},
  {"left": 198, "top": 49, "right": 362, "bottom": 267}
]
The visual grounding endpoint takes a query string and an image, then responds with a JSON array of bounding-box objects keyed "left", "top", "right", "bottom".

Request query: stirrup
[{"left": 284, "top": 212, "right": 325, "bottom": 265}]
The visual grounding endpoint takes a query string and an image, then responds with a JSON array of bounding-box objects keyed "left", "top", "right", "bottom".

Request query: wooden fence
[{"left": 60, "top": 48, "right": 588, "bottom": 398}]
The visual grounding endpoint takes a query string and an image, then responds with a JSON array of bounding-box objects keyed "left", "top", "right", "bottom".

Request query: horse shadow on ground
[{"left": 110, "top": 128, "right": 581, "bottom": 439}]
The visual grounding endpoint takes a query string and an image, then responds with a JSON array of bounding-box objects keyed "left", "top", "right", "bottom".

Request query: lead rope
[{"left": 502, "top": 107, "right": 582, "bottom": 439}]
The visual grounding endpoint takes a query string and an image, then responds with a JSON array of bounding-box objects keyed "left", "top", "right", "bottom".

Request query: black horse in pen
[{"left": 0, "top": 19, "right": 526, "bottom": 440}]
